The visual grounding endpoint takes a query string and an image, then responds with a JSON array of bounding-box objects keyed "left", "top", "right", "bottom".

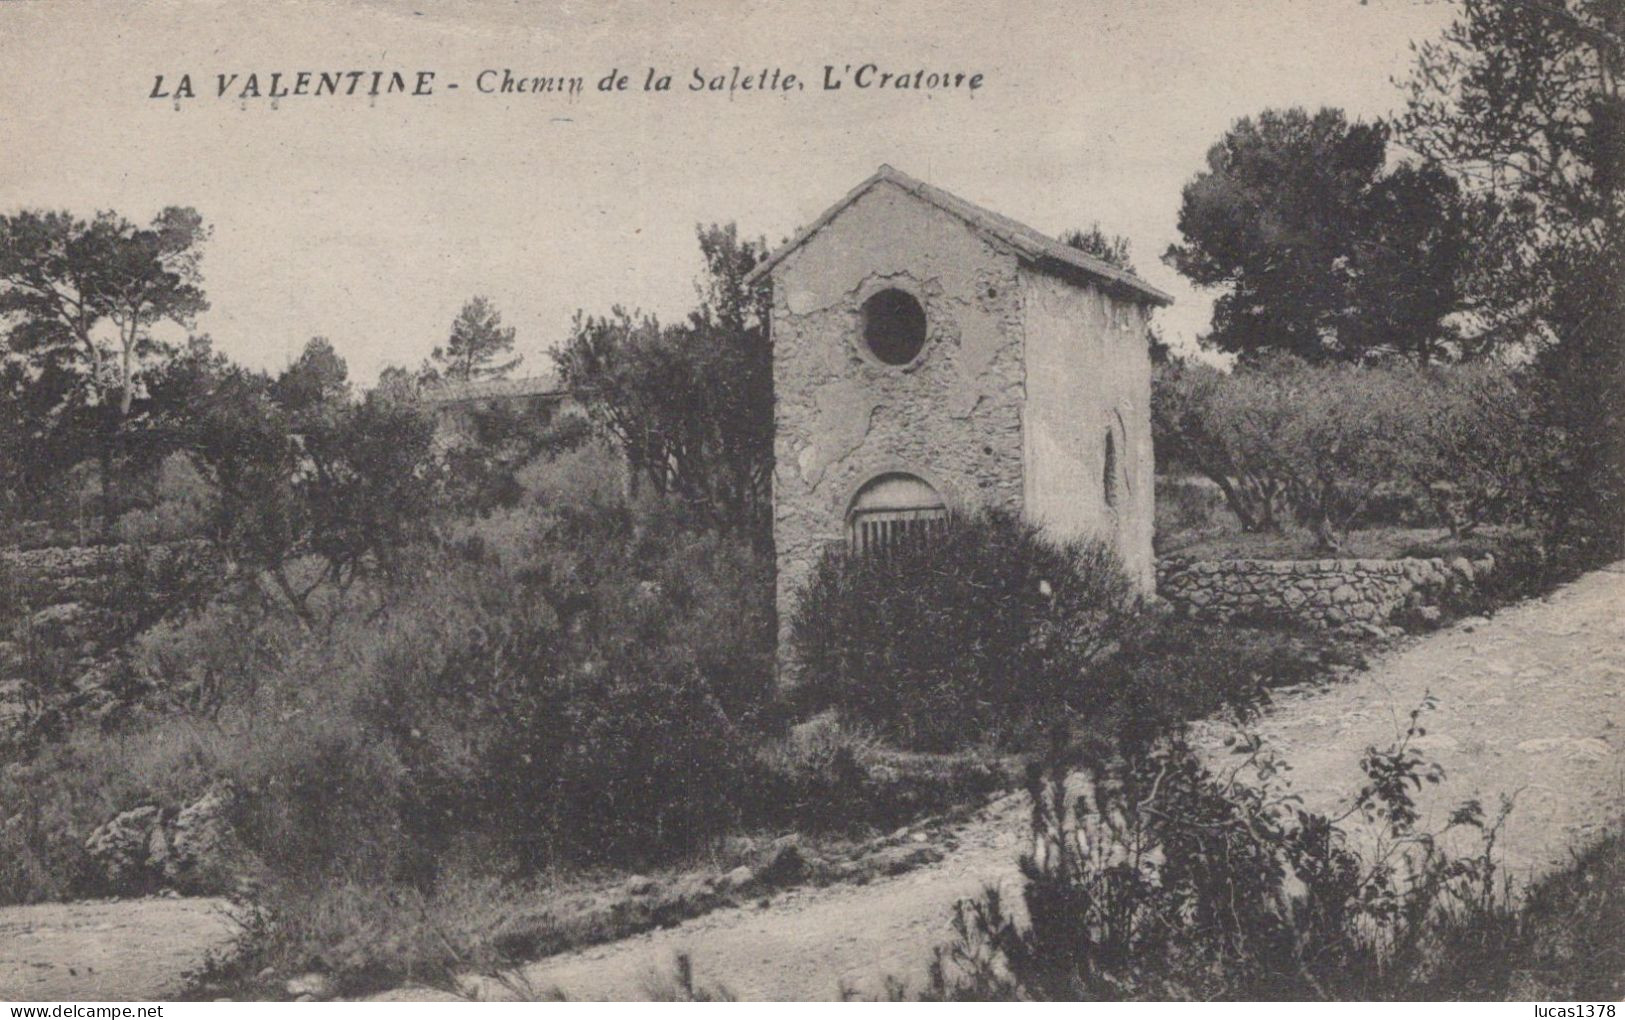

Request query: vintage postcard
[{"left": 1, "top": 0, "right": 1620, "bottom": 1006}]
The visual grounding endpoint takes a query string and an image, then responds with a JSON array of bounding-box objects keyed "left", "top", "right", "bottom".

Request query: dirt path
[
  {"left": 1192, "top": 562, "right": 1624, "bottom": 882},
  {"left": 5, "top": 565, "right": 1621, "bottom": 1002},
  {"left": 0, "top": 897, "right": 234, "bottom": 1001},
  {"left": 380, "top": 562, "right": 1625, "bottom": 1001}
]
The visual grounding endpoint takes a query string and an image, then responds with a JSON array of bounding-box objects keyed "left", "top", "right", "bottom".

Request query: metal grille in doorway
[{"left": 849, "top": 507, "right": 949, "bottom": 554}]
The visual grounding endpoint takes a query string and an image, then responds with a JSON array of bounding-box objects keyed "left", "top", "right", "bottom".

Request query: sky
[{"left": 0, "top": 0, "right": 1458, "bottom": 385}]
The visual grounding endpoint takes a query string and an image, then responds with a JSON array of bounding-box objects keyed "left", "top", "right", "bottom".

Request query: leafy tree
[
  {"left": 556, "top": 224, "right": 773, "bottom": 540},
  {"left": 272, "top": 336, "right": 350, "bottom": 415},
  {"left": 0, "top": 207, "right": 210, "bottom": 520},
  {"left": 373, "top": 364, "right": 421, "bottom": 403},
  {"left": 1399, "top": 0, "right": 1621, "bottom": 340},
  {"left": 1398, "top": 0, "right": 1623, "bottom": 555},
  {"left": 1270, "top": 357, "right": 1415, "bottom": 549},
  {"left": 1165, "top": 108, "right": 1468, "bottom": 364},
  {"left": 187, "top": 338, "right": 438, "bottom": 624},
  {"left": 0, "top": 359, "right": 92, "bottom": 520},
  {"left": 1153, "top": 355, "right": 1547, "bottom": 550},
  {"left": 1388, "top": 362, "right": 1550, "bottom": 537},
  {"left": 427, "top": 296, "right": 521, "bottom": 382},
  {"left": 1152, "top": 359, "right": 1292, "bottom": 532}
]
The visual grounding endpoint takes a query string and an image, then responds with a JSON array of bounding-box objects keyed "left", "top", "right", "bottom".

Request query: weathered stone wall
[
  {"left": 769, "top": 181, "right": 1028, "bottom": 638},
  {"left": 1019, "top": 269, "right": 1156, "bottom": 593},
  {"left": 1156, "top": 554, "right": 1497, "bottom": 630}
]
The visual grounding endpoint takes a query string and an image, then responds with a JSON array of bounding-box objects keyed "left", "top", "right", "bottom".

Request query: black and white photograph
[{"left": 0, "top": 0, "right": 1620, "bottom": 1005}]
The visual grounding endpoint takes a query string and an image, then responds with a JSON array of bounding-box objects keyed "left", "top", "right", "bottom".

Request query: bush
[
  {"left": 233, "top": 501, "right": 775, "bottom": 878},
  {"left": 0, "top": 497, "right": 778, "bottom": 906},
  {"left": 1089, "top": 617, "right": 1360, "bottom": 759},
  {"left": 788, "top": 511, "right": 1140, "bottom": 751},
  {"left": 113, "top": 453, "right": 216, "bottom": 544},
  {"left": 753, "top": 714, "right": 1009, "bottom": 834},
  {"left": 1152, "top": 475, "right": 1230, "bottom": 553},
  {"left": 917, "top": 704, "right": 1511, "bottom": 1000}
]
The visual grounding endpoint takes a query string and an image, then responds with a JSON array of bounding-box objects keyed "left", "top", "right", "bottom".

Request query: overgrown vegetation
[
  {"left": 556, "top": 224, "right": 773, "bottom": 542},
  {"left": 1165, "top": 107, "right": 1469, "bottom": 364},
  {"left": 897, "top": 703, "right": 1621, "bottom": 1000},
  {"left": 789, "top": 512, "right": 1142, "bottom": 751},
  {"left": 1151, "top": 355, "right": 1568, "bottom": 552},
  {"left": 789, "top": 511, "right": 1365, "bottom": 755},
  {"left": 1, "top": 0, "right": 1619, "bottom": 1003},
  {"left": 1160, "top": 0, "right": 1621, "bottom": 563}
]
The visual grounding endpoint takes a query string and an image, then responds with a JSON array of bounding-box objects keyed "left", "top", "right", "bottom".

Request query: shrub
[
  {"left": 918, "top": 704, "right": 1510, "bottom": 1000},
  {"left": 0, "top": 497, "right": 778, "bottom": 906},
  {"left": 1088, "top": 617, "right": 1359, "bottom": 760},
  {"left": 241, "top": 502, "right": 775, "bottom": 877},
  {"left": 112, "top": 453, "right": 216, "bottom": 545},
  {"left": 753, "top": 714, "right": 1009, "bottom": 834},
  {"left": 788, "top": 511, "right": 1140, "bottom": 751},
  {"left": 1152, "top": 475, "right": 1230, "bottom": 553}
]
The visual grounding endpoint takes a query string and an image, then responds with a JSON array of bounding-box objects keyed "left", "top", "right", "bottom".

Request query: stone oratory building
[{"left": 745, "top": 165, "right": 1173, "bottom": 636}]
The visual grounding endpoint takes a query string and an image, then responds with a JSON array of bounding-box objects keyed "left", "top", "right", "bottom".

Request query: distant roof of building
[
  {"left": 744, "top": 164, "right": 1173, "bottom": 306},
  {"left": 422, "top": 371, "right": 565, "bottom": 405}
]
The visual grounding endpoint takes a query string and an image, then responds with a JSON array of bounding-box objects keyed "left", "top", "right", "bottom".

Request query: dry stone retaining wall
[{"left": 1156, "top": 554, "right": 1496, "bottom": 630}]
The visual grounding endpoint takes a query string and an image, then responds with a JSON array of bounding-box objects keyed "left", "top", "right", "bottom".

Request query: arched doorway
[{"left": 847, "top": 472, "right": 948, "bottom": 553}]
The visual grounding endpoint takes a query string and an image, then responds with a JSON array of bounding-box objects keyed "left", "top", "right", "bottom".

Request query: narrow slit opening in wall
[{"left": 1103, "top": 429, "right": 1119, "bottom": 508}]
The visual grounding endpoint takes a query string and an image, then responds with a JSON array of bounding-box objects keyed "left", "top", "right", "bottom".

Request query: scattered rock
[
  {"left": 859, "top": 843, "right": 945, "bottom": 878},
  {"left": 286, "top": 973, "right": 335, "bottom": 1000},
  {"left": 623, "top": 874, "right": 659, "bottom": 897},
  {"left": 1341, "top": 621, "right": 1388, "bottom": 640},
  {"left": 755, "top": 838, "right": 806, "bottom": 887},
  {"left": 85, "top": 805, "right": 162, "bottom": 891},
  {"left": 164, "top": 781, "right": 250, "bottom": 894},
  {"left": 720, "top": 865, "right": 755, "bottom": 891},
  {"left": 83, "top": 782, "right": 250, "bottom": 896}
]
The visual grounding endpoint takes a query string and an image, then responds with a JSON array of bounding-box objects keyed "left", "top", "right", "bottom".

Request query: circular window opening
[{"left": 860, "top": 288, "right": 927, "bottom": 365}]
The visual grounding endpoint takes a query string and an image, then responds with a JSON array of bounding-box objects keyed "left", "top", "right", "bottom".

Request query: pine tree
[{"left": 430, "top": 296, "right": 521, "bottom": 381}]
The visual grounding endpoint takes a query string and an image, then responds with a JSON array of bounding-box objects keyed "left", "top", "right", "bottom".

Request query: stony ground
[{"left": 3, "top": 563, "right": 1621, "bottom": 1001}]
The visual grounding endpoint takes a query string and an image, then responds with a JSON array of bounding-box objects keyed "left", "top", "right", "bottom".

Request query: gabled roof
[
  {"left": 422, "top": 371, "right": 565, "bottom": 405},
  {"left": 743, "top": 165, "right": 1173, "bottom": 306}
]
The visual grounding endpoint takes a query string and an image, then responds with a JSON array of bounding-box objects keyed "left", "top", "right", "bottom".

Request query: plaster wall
[
  {"left": 770, "top": 182, "right": 1027, "bottom": 637},
  {"left": 1018, "top": 270, "right": 1156, "bottom": 591}
]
